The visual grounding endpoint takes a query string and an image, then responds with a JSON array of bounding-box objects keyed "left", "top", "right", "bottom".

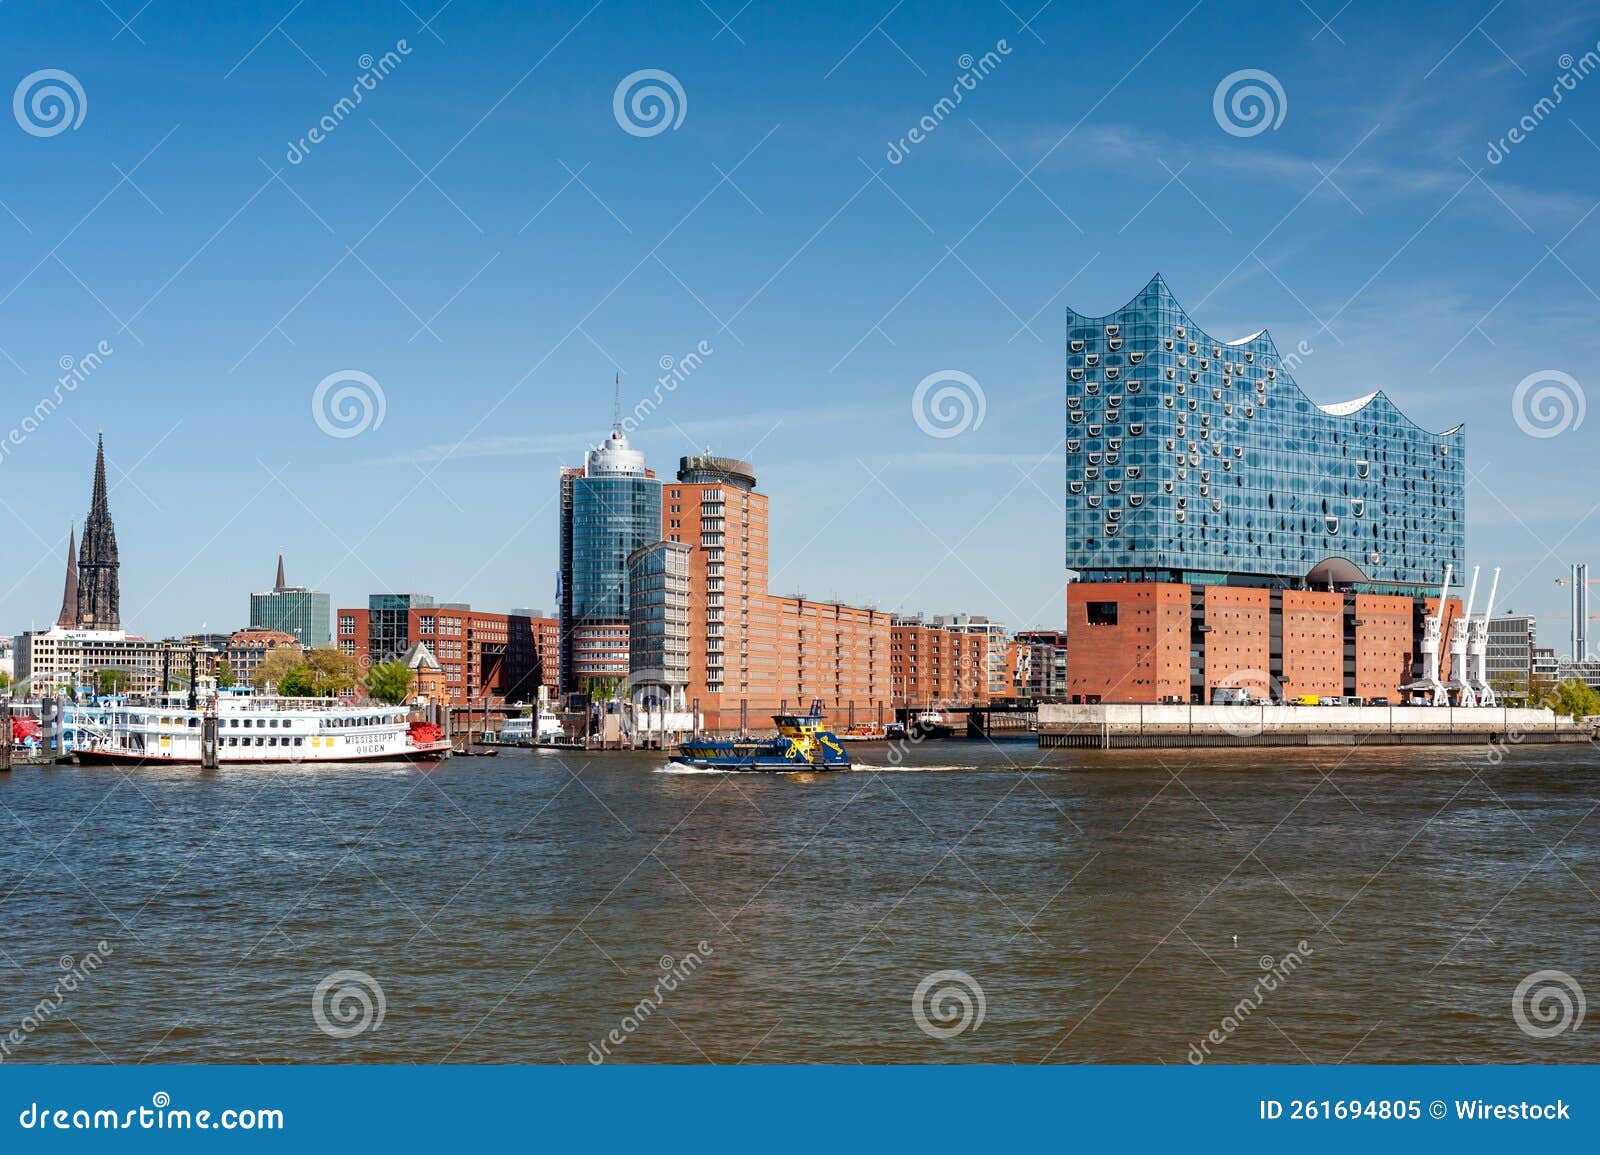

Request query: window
[{"left": 1086, "top": 602, "right": 1119, "bottom": 626}]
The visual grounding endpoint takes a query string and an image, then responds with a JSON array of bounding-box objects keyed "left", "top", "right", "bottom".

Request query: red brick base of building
[{"left": 1066, "top": 582, "right": 1460, "bottom": 705}]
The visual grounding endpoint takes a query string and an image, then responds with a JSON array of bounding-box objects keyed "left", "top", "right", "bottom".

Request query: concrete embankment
[{"left": 1037, "top": 704, "right": 1594, "bottom": 749}]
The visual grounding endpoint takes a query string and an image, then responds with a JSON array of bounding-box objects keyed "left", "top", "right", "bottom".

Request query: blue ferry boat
[{"left": 671, "top": 711, "right": 850, "bottom": 772}]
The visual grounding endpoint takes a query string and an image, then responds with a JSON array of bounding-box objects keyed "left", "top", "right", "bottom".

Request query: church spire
[
  {"left": 90, "top": 432, "right": 109, "bottom": 517},
  {"left": 55, "top": 525, "right": 78, "bottom": 629},
  {"left": 275, "top": 551, "right": 286, "bottom": 591},
  {"left": 76, "top": 433, "right": 120, "bottom": 631}
]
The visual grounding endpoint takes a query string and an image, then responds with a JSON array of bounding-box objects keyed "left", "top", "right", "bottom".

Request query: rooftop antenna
[{"left": 612, "top": 371, "right": 621, "bottom": 433}]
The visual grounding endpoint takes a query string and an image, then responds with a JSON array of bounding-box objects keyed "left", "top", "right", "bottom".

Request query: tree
[
  {"left": 1489, "top": 672, "right": 1526, "bottom": 705},
  {"left": 1552, "top": 678, "right": 1600, "bottom": 721},
  {"left": 304, "top": 647, "right": 360, "bottom": 696},
  {"left": 253, "top": 645, "right": 305, "bottom": 690},
  {"left": 277, "top": 667, "right": 316, "bottom": 697},
  {"left": 97, "top": 668, "right": 133, "bottom": 696},
  {"left": 0, "top": 670, "right": 11, "bottom": 692},
  {"left": 215, "top": 658, "right": 235, "bottom": 689},
  {"left": 365, "top": 660, "right": 415, "bottom": 705}
]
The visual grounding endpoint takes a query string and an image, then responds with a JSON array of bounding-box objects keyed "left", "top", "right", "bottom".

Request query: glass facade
[
  {"left": 249, "top": 588, "right": 331, "bottom": 648},
  {"left": 1065, "top": 275, "right": 1464, "bottom": 594},
  {"left": 557, "top": 428, "right": 663, "bottom": 695},
  {"left": 369, "top": 593, "right": 433, "bottom": 663}
]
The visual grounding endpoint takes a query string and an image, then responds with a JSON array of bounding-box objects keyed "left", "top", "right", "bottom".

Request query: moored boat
[
  {"left": 73, "top": 690, "right": 451, "bottom": 766},
  {"left": 672, "top": 711, "right": 850, "bottom": 772}
]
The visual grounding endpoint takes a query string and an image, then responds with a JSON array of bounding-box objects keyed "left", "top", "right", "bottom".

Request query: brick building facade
[{"left": 337, "top": 599, "right": 554, "bottom": 706}]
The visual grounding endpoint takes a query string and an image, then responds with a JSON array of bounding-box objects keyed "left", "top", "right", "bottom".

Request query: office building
[
  {"left": 1484, "top": 613, "right": 1537, "bottom": 698},
  {"left": 627, "top": 540, "right": 692, "bottom": 717},
  {"left": 1533, "top": 646, "right": 1560, "bottom": 685},
  {"left": 249, "top": 554, "right": 332, "bottom": 647},
  {"left": 16, "top": 632, "right": 214, "bottom": 697},
  {"left": 338, "top": 597, "right": 551, "bottom": 706},
  {"left": 558, "top": 413, "right": 663, "bottom": 698}
]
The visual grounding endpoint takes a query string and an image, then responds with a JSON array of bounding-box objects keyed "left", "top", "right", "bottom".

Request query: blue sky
[{"left": 1, "top": 0, "right": 1596, "bottom": 646}]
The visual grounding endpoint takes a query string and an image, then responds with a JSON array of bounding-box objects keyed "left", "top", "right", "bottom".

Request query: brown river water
[{"left": 1, "top": 739, "right": 1596, "bottom": 1064}]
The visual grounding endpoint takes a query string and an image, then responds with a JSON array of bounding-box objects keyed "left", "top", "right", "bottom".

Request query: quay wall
[{"left": 1037, "top": 704, "right": 1592, "bottom": 749}]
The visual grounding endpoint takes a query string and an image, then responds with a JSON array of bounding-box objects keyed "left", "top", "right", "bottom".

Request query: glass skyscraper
[
  {"left": 249, "top": 555, "right": 332, "bottom": 647},
  {"left": 557, "top": 424, "right": 663, "bottom": 697},
  {"left": 1065, "top": 275, "right": 1464, "bottom": 595}
]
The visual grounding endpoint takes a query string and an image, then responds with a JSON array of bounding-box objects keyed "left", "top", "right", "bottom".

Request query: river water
[{"left": 1, "top": 739, "right": 1596, "bottom": 1064}]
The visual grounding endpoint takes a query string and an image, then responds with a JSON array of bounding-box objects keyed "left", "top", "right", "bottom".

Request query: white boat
[
  {"left": 496, "top": 712, "right": 565, "bottom": 743},
  {"left": 73, "top": 691, "right": 450, "bottom": 765}
]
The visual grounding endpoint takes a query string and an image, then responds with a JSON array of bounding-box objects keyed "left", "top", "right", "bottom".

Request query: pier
[{"left": 1037, "top": 703, "right": 1593, "bottom": 749}]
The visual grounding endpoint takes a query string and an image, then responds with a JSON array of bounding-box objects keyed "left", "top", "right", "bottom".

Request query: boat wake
[
  {"left": 849, "top": 762, "right": 977, "bottom": 773},
  {"left": 652, "top": 762, "right": 728, "bottom": 775}
]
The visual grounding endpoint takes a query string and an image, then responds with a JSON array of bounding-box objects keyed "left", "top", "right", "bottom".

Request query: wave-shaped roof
[{"left": 1068, "top": 274, "right": 1463, "bottom": 438}]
